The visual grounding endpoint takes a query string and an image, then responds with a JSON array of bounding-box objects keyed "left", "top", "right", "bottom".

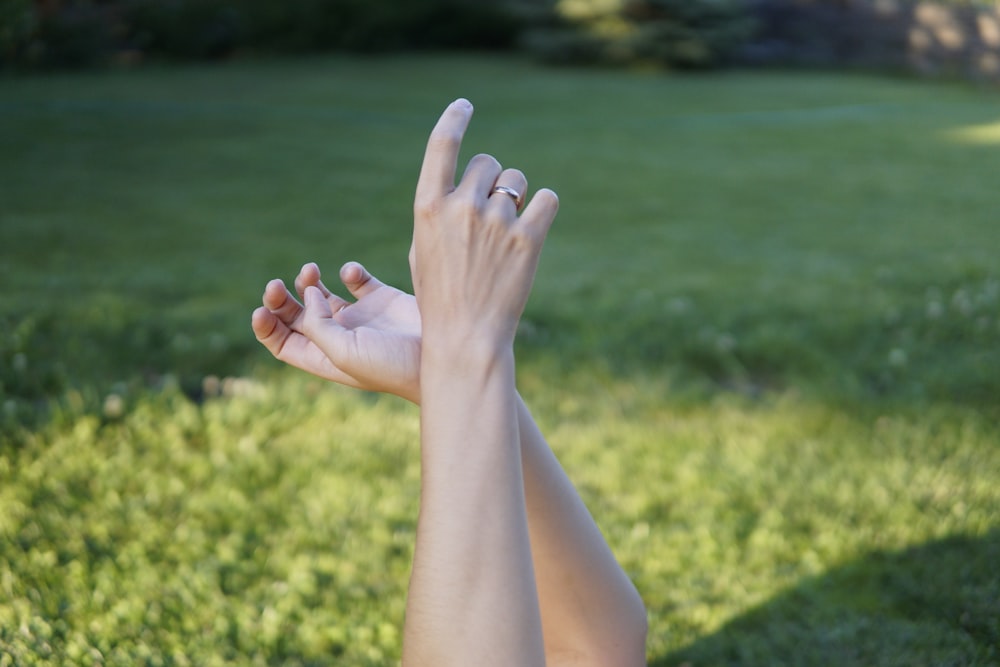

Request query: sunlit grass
[
  {"left": 1, "top": 378, "right": 418, "bottom": 665},
  {"left": 2, "top": 373, "right": 997, "bottom": 664},
  {"left": 946, "top": 119, "right": 1000, "bottom": 144}
]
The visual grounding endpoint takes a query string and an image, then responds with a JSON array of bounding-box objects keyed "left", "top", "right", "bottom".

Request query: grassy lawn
[{"left": 1, "top": 56, "right": 998, "bottom": 665}]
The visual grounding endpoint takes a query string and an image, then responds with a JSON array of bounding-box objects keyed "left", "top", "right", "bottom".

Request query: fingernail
[{"left": 453, "top": 98, "right": 472, "bottom": 111}]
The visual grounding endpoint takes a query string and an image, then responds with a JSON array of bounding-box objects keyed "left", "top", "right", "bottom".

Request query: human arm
[
  {"left": 254, "top": 272, "right": 646, "bottom": 664},
  {"left": 256, "top": 273, "right": 646, "bottom": 664},
  {"left": 518, "top": 396, "right": 648, "bottom": 665},
  {"left": 251, "top": 100, "right": 646, "bottom": 665},
  {"left": 401, "top": 98, "right": 554, "bottom": 666}
]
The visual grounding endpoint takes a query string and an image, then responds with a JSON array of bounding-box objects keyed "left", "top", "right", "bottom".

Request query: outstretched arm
[
  {"left": 401, "top": 98, "right": 554, "bottom": 665},
  {"left": 251, "top": 100, "right": 646, "bottom": 665},
  {"left": 254, "top": 273, "right": 646, "bottom": 664},
  {"left": 518, "top": 395, "right": 647, "bottom": 664}
]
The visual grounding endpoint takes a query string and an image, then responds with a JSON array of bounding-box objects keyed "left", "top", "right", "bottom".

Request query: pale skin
[{"left": 251, "top": 99, "right": 647, "bottom": 666}]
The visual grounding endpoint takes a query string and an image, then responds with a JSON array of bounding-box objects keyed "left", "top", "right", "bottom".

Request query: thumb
[
  {"left": 301, "top": 285, "right": 337, "bottom": 337},
  {"left": 301, "top": 284, "right": 361, "bottom": 373}
]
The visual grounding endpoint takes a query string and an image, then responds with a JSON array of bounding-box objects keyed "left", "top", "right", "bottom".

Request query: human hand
[
  {"left": 252, "top": 261, "right": 421, "bottom": 403},
  {"left": 411, "top": 99, "right": 559, "bottom": 353}
]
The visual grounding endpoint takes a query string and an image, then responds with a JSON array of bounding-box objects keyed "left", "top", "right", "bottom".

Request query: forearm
[
  {"left": 402, "top": 342, "right": 544, "bottom": 667},
  {"left": 517, "top": 394, "right": 648, "bottom": 665}
]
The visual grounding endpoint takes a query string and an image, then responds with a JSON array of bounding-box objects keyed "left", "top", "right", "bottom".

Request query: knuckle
[
  {"left": 469, "top": 153, "right": 501, "bottom": 171},
  {"left": 455, "top": 185, "right": 480, "bottom": 205},
  {"left": 413, "top": 195, "right": 442, "bottom": 220},
  {"left": 483, "top": 204, "right": 511, "bottom": 227}
]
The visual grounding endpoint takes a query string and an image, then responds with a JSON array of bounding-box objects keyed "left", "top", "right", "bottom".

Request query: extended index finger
[{"left": 414, "top": 98, "right": 474, "bottom": 203}]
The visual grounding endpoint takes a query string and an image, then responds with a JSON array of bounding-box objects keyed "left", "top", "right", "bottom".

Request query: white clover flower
[{"left": 103, "top": 394, "right": 124, "bottom": 419}]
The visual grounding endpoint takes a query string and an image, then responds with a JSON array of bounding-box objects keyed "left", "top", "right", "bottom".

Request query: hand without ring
[{"left": 491, "top": 185, "right": 524, "bottom": 210}]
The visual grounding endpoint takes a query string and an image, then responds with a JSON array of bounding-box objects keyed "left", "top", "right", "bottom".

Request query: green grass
[{"left": 1, "top": 56, "right": 998, "bottom": 665}]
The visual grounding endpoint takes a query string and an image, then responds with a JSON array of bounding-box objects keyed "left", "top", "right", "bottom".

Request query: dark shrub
[
  {"left": 0, "top": 0, "right": 37, "bottom": 66},
  {"left": 521, "top": 26, "right": 609, "bottom": 65},
  {"left": 267, "top": 0, "right": 522, "bottom": 53},
  {"left": 33, "top": 1, "right": 115, "bottom": 68},
  {"left": 738, "top": 0, "right": 909, "bottom": 69},
  {"left": 524, "top": 0, "right": 753, "bottom": 69},
  {"left": 4, "top": 0, "right": 526, "bottom": 68},
  {"left": 623, "top": 0, "right": 755, "bottom": 68},
  {"left": 402, "top": 0, "right": 523, "bottom": 51},
  {"left": 123, "top": 0, "right": 250, "bottom": 60}
]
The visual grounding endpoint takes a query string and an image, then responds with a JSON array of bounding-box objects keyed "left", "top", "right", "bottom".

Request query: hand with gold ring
[
  {"left": 491, "top": 185, "right": 524, "bottom": 210},
  {"left": 253, "top": 101, "right": 554, "bottom": 405},
  {"left": 410, "top": 98, "right": 559, "bottom": 350}
]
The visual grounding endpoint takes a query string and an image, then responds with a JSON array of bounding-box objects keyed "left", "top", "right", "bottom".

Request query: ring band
[{"left": 491, "top": 185, "right": 523, "bottom": 210}]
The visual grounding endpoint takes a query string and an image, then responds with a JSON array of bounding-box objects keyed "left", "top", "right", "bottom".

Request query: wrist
[
  {"left": 423, "top": 318, "right": 513, "bottom": 356},
  {"left": 421, "top": 330, "right": 514, "bottom": 380}
]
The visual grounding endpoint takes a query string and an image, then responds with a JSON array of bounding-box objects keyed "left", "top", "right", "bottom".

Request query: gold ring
[{"left": 491, "top": 185, "right": 523, "bottom": 210}]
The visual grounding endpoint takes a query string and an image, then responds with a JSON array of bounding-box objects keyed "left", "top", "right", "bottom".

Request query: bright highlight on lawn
[{"left": 1, "top": 56, "right": 998, "bottom": 666}]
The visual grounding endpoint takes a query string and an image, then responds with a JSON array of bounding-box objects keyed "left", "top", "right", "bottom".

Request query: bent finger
[
  {"left": 340, "top": 261, "right": 386, "bottom": 300},
  {"left": 486, "top": 168, "right": 528, "bottom": 216},
  {"left": 254, "top": 306, "right": 358, "bottom": 386},
  {"left": 252, "top": 306, "right": 292, "bottom": 356},
  {"left": 294, "top": 262, "right": 330, "bottom": 299},
  {"left": 295, "top": 262, "right": 349, "bottom": 313},
  {"left": 517, "top": 187, "right": 560, "bottom": 242},
  {"left": 262, "top": 279, "right": 304, "bottom": 325},
  {"left": 455, "top": 153, "right": 502, "bottom": 206}
]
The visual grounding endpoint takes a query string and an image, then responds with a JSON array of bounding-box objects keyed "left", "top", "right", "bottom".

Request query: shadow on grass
[{"left": 651, "top": 529, "right": 1000, "bottom": 667}]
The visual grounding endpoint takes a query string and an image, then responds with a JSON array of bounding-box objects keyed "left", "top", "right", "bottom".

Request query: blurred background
[
  {"left": 4, "top": 0, "right": 1000, "bottom": 77},
  {"left": 1, "top": 1, "right": 999, "bottom": 665}
]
